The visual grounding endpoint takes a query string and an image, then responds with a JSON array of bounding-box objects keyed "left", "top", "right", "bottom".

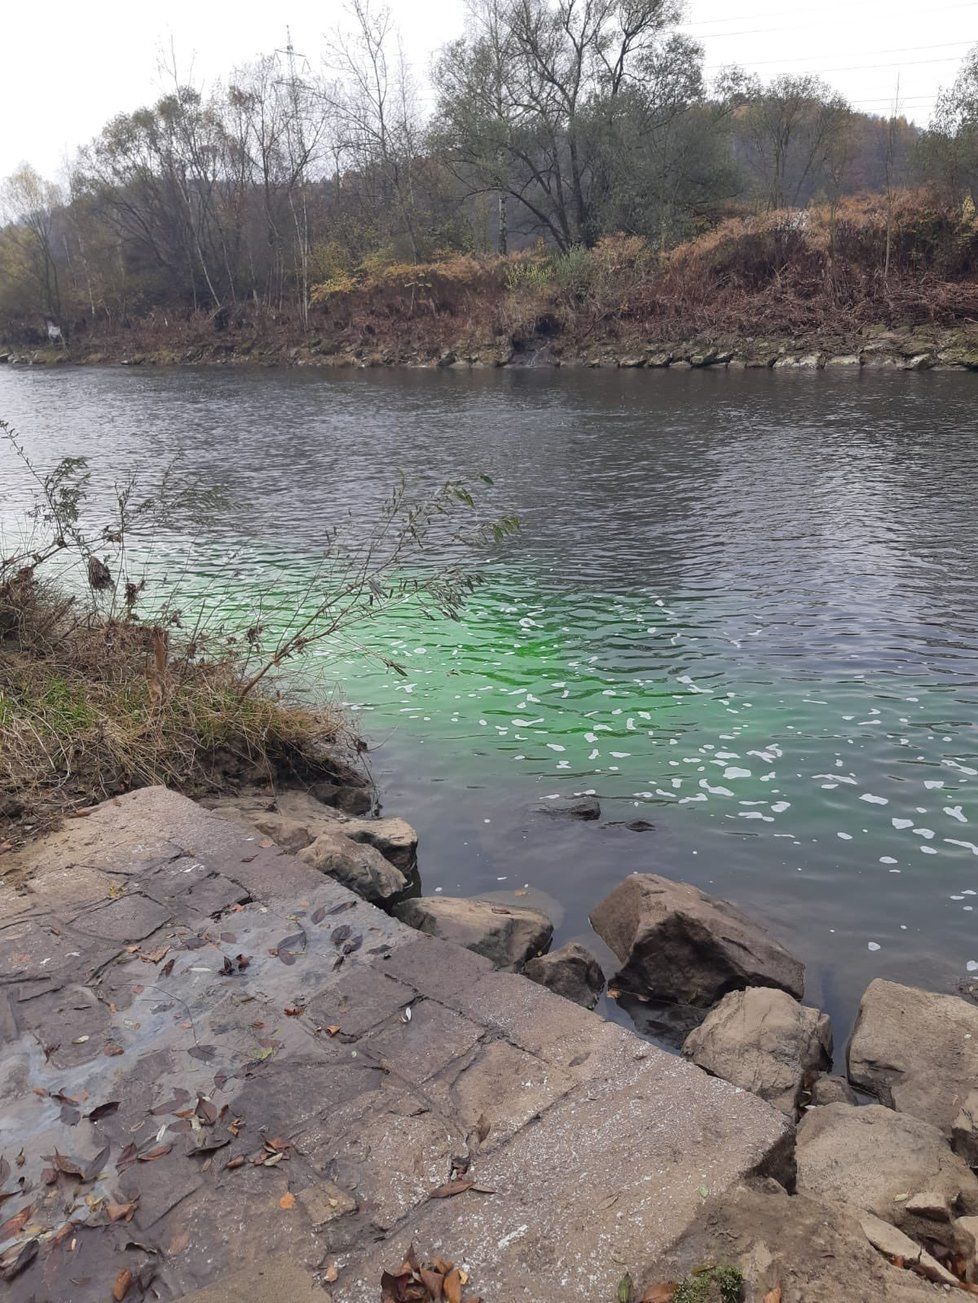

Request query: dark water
[{"left": 3, "top": 362, "right": 977, "bottom": 1051}]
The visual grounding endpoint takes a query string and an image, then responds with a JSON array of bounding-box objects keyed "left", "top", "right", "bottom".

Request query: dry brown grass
[{"left": 0, "top": 569, "right": 357, "bottom": 838}]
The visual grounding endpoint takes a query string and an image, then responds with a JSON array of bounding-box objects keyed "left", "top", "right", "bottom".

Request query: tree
[
  {"left": 739, "top": 74, "right": 852, "bottom": 210},
  {"left": 435, "top": 0, "right": 689, "bottom": 251},
  {"left": 926, "top": 44, "right": 978, "bottom": 203},
  {"left": 326, "top": 1, "right": 424, "bottom": 261},
  {"left": 1, "top": 166, "right": 64, "bottom": 324}
]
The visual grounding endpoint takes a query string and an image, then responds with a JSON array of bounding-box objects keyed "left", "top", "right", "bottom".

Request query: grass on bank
[{"left": 0, "top": 567, "right": 354, "bottom": 835}]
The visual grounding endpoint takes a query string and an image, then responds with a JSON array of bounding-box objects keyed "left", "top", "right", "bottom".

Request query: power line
[
  {"left": 682, "top": 0, "right": 978, "bottom": 28},
  {"left": 705, "top": 52, "right": 971, "bottom": 73}
]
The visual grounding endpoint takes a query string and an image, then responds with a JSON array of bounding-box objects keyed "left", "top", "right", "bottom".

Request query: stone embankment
[
  {"left": 2, "top": 780, "right": 976, "bottom": 1300},
  {"left": 4, "top": 324, "right": 978, "bottom": 374}
]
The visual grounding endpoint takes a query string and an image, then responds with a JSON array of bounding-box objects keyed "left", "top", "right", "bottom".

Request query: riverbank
[
  {"left": 5, "top": 321, "right": 978, "bottom": 375},
  {"left": 4, "top": 196, "right": 978, "bottom": 376}
]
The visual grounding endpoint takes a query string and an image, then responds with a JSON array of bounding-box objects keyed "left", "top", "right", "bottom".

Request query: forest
[{"left": 1, "top": 0, "right": 978, "bottom": 344}]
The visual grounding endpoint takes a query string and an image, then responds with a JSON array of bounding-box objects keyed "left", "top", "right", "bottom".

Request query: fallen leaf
[
  {"left": 112, "top": 1266, "right": 132, "bottom": 1300},
  {"left": 641, "top": 1286, "right": 678, "bottom": 1303},
  {"left": 87, "top": 1101, "right": 120, "bottom": 1121},
  {"left": 326, "top": 1025, "right": 341, "bottom": 1036},
  {"left": 137, "top": 1143, "right": 173, "bottom": 1162},
  {"left": 444, "top": 1267, "right": 463, "bottom": 1303},
  {"left": 168, "top": 1229, "right": 190, "bottom": 1255},
  {"left": 105, "top": 1199, "right": 138, "bottom": 1223},
  {"left": 419, "top": 1266, "right": 445, "bottom": 1297},
  {"left": 0, "top": 1204, "right": 33, "bottom": 1238},
  {"left": 617, "top": 1273, "right": 634, "bottom": 1303},
  {"left": 224, "top": 1155, "right": 246, "bottom": 1170},
  {"left": 762, "top": 1289, "right": 781, "bottom": 1303},
  {"left": 325, "top": 1262, "right": 339, "bottom": 1283},
  {"left": 0, "top": 1238, "right": 38, "bottom": 1281},
  {"left": 81, "top": 1145, "right": 110, "bottom": 1182},
  {"left": 429, "top": 1179, "right": 475, "bottom": 1199},
  {"left": 279, "top": 1193, "right": 296, "bottom": 1210}
]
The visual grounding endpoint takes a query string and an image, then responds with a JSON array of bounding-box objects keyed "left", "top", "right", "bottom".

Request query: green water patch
[{"left": 162, "top": 548, "right": 978, "bottom": 907}]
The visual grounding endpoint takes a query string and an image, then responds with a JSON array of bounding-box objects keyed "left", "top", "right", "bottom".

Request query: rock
[
  {"left": 532, "top": 795, "right": 600, "bottom": 820},
  {"left": 651, "top": 1178, "right": 942, "bottom": 1302},
  {"left": 298, "top": 830, "right": 409, "bottom": 906},
  {"left": 689, "top": 349, "right": 718, "bottom": 367},
  {"left": 848, "top": 979, "right": 978, "bottom": 1155},
  {"left": 210, "top": 789, "right": 344, "bottom": 853},
  {"left": 954, "top": 1091, "right": 978, "bottom": 1167},
  {"left": 341, "top": 816, "right": 418, "bottom": 873},
  {"left": 589, "top": 873, "right": 803, "bottom": 1007},
  {"left": 436, "top": 350, "right": 456, "bottom": 367},
  {"left": 618, "top": 355, "right": 645, "bottom": 368},
  {"left": 646, "top": 352, "right": 672, "bottom": 367},
  {"left": 808, "top": 1073, "right": 857, "bottom": 1107},
  {"left": 825, "top": 354, "right": 861, "bottom": 366},
  {"left": 523, "top": 943, "right": 605, "bottom": 1009},
  {"left": 306, "top": 780, "right": 372, "bottom": 814},
  {"left": 904, "top": 353, "right": 934, "bottom": 370},
  {"left": 393, "top": 896, "right": 553, "bottom": 969},
  {"left": 796, "top": 1102, "right": 978, "bottom": 1257},
  {"left": 682, "top": 987, "right": 831, "bottom": 1117},
  {"left": 857, "top": 1212, "right": 959, "bottom": 1286}
]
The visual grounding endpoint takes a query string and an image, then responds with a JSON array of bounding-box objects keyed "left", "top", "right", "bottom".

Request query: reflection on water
[{"left": 2, "top": 362, "right": 977, "bottom": 1046}]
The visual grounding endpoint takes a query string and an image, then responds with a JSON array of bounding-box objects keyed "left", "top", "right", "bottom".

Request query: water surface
[{"left": 2, "top": 362, "right": 977, "bottom": 1046}]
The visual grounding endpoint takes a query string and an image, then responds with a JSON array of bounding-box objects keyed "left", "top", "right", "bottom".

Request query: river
[{"left": 2, "top": 361, "right": 977, "bottom": 1047}]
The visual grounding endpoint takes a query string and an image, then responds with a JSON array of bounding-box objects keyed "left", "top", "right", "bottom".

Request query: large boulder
[
  {"left": 298, "top": 830, "right": 408, "bottom": 906},
  {"left": 808, "top": 1074, "right": 858, "bottom": 1107},
  {"left": 341, "top": 816, "right": 418, "bottom": 873},
  {"left": 650, "top": 1179, "right": 943, "bottom": 1302},
  {"left": 393, "top": 897, "right": 553, "bottom": 969},
  {"left": 589, "top": 874, "right": 803, "bottom": 1007},
  {"left": 796, "top": 1102, "right": 978, "bottom": 1259},
  {"left": 210, "top": 788, "right": 344, "bottom": 853},
  {"left": 682, "top": 987, "right": 831, "bottom": 1117},
  {"left": 848, "top": 979, "right": 978, "bottom": 1157},
  {"left": 211, "top": 790, "right": 418, "bottom": 887},
  {"left": 523, "top": 942, "right": 605, "bottom": 1009}
]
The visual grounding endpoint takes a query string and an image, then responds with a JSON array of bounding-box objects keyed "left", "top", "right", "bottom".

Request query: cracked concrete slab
[{"left": 0, "top": 787, "right": 791, "bottom": 1301}]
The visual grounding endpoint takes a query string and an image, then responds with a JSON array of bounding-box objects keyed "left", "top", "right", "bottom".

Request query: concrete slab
[{"left": 0, "top": 787, "right": 791, "bottom": 1302}]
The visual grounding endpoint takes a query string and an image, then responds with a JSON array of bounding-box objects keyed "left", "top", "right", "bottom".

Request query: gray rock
[
  {"left": 533, "top": 795, "right": 600, "bottom": 821},
  {"left": 341, "top": 816, "right": 418, "bottom": 873},
  {"left": 848, "top": 979, "right": 978, "bottom": 1156},
  {"left": 857, "top": 1212, "right": 959, "bottom": 1286},
  {"left": 796, "top": 1102, "right": 978, "bottom": 1258},
  {"left": 523, "top": 943, "right": 605, "bottom": 1008},
  {"left": 682, "top": 987, "right": 831, "bottom": 1117},
  {"left": 393, "top": 896, "right": 553, "bottom": 969},
  {"left": 825, "top": 354, "right": 861, "bottom": 366},
  {"left": 808, "top": 1073, "right": 858, "bottom": 1107},
  {"left": 298, "top": 830, "right": 408, "bottom": 906},
  {"left": 618, "top": 355, "right": 645, "bottom": 368},
  {"left": 210, "top": 789, "right": 344, "bottom": 853},
  {"left": 904, "top": 353, "right": 934, "bottom": 370},
  {"left": 954, "top": 1090, "right": 978, "bottom": 1167},
  {"left": 589, "top": 873, "right": 803, "bottom": 1007}
]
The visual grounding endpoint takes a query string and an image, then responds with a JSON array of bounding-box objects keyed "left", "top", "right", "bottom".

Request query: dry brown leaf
[
  {"left": 279, "top": 1193, "right": 296, "bottom": 1210},
  {"left": 444, "top": 1267, "right": 463, "bottom": 1303},
  {"left": 429, "top": 1179, "right": 475, "bottom": 1199},
  {"left": 324, "top": 1262, "right": 339, "bottom": 1283},
  {"left": 762, "top": 1289, "right": 782, "bottom": 1303},
  {"left": 167, "top": 1229, "right": 190, "bottom": 1255},
  {"left": 419, "top": 1267, "right": 445, "bottom": 1298},
  {"left": 112, "top": 1267, "right": 132, "bottom": 1300},
  {"left": 326, "top": 1024, "right": 341, "bottom": 1036},
  {"left": 0, "top": 1204, "right": 33, "bottom": 1239},
  {"left": 640, "top": 1285, "right": 678, "bottom": 1303},
  {"left": 105, "top": 1199, "right": 137, "bottom": 1223}
]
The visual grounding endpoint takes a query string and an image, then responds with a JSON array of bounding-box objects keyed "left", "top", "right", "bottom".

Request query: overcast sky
[{"left": 1, "top": 0, "right": 976, "bottom": 180}]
